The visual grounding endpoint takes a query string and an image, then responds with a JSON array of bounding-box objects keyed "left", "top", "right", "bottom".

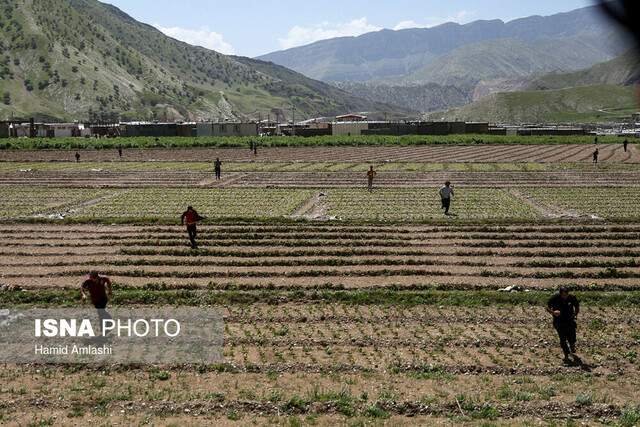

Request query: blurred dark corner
[
  {"left": 598, "top": 0, "right": 640, "bottom": 104},
  {"left": 598, "top": 0, "right": 640, "bottom": 47}
]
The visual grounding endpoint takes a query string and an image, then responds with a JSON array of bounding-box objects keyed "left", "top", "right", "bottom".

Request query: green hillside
[
  {"left": 329, "top": 82, "right": 474, "bottom": 112},
  {"left": 0, "top": 0, "right": 408, "bottom": 122},
  {"left": 524, "top": 49, "right": 640, "bottom": 91},
  {"left": 424, "top": 84, "right": 638, "bottom": 123}
]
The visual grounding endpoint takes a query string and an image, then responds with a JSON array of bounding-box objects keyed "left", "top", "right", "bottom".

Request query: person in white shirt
[{"left": 438, "top": 181, "right": 454, "bottom": 214}]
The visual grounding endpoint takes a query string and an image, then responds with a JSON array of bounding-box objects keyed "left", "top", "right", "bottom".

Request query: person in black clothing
[
  {"left": 593, "top": 149, "right": 599, "bottom": 164},
  {"left": 546, "top": 286, "right": 580, "bottom": 362},
  {"left": 249, "top": 140, "right": 254, "bottom": 151},
  {"left": 75, "top": 152, "right": 80, "bottom": 162},
  {"left": 214, "top": 158, "right": 222, "bottom": 180},
  {"left": 623, "top": 140, "right": 628, "bottom": 152},
  {"left": 118, "top": 145, "right": 123, "bottom": 158}
]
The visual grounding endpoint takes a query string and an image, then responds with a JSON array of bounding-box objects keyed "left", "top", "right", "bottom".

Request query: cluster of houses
[{"left": 5, "top": 113, "right": 634, "bottom": 139}]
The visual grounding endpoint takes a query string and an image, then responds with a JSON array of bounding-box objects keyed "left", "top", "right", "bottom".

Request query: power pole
[{"left": 292, "top": 105, "right": 295, "bottom": 137}]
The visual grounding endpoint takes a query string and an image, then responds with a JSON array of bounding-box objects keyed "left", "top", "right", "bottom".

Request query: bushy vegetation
[{"left": 0, "top": 134, "right": 628, "bottom": 150}]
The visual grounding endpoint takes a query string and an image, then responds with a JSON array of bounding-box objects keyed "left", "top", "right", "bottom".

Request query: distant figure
[
  {"left": 439, "top": 181, "right": 454, "bottom": 215},
  {"left": 118, "top": 145, "right": 123, "bottom": 158},
  {"left": 214, "top": 157, "right": 222, "bottom": 180},
  {"left": 181, "top": 206, "right": 205, "bottom": 249},
  {"left": 254, "top": 141, "right": 258, "bottom": 156},
  {"left": 593, "top": 148, "right": 599, "bottom": 164},
  {"left": 249, "top": 140, "right": 254, "bottom": 151},
  {"left": 155, "top": 137, "right": 159, "bottom": 143},
  {"left": 366, "top": 166, "right": 376, "bottom": 192},
  {"left": 623, "top": 140, "right": 628, "bottom": 152},
  {"left": 81, "top": 270, "right": 113, "bottom": 334},
  {"left": 594, "top": 136, "right": 598, "bottom": 144},
  {"left": 546, "top": 286, "right": 579, "bottom": 363},
  {"left": 75, "top": 152, "right": 80, "bottom": 162}
]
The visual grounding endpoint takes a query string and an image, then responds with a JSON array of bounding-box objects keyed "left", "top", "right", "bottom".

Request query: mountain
[
  {"left": 523, "top": 49, "right": 640, "bottom": 91},
  {"left": 328, "top": 82, "right": 474, "bottom": 113},
  {"left": 257, "top": 6, "right": 630, "bottom": 83},
  {"left": 422, "top": 47, "right": 640, "bottom": 123},
  {"left": 470, "top": 49, "right": 640, "bottom": 101},
  {"left": 0, "top": 0, "right": 410, "bottom": 122},
  {"left": 423, "top": 84, "right": 638, "bottom": 124},
  {"left": 378, "top": 35, "right": 623, "bottom": 87}
]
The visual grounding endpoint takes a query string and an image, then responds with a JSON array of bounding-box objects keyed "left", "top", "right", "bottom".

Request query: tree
[{"left": 2, "top": 91, "right": 10, "bottom": 105}]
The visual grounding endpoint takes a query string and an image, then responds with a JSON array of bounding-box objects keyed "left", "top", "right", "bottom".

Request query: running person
[
  {"left": 546, "top": 286, "right": 580, "bottom": 363},
  {"left": 81, "top": 270, "right": 113, "bottom": 334},
  {"left": 181, "top": 206, "right": 205, "bottom": 249},
  {"left": 439, "top": 181, "right": 454, "bottom": 215}
]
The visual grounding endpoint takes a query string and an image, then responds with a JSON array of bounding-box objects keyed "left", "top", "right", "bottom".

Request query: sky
[{"left": 103, "top": 0, "right": 595, "bottom": 58}]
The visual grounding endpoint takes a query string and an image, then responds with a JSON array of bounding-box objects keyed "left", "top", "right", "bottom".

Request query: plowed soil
[{"left": 1, "top": 145, "right": 640, "bottom": 426}]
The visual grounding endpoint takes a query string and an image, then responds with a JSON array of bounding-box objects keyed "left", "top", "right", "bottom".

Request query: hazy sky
[{"left": 103, "top": 0, "right": 594, "bottom": 57}]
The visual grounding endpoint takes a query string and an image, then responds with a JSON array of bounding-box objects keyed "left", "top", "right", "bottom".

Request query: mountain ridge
[
  {"left": 257, "top": 6, "right": 630, "bottom": 83},
  {"left": 0, "top": 0, "right": 410, "bottom": 122}
]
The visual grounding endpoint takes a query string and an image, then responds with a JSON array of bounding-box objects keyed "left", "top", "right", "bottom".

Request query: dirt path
[
  {"left": 510, "top": 189, "right": 577, "bottom": 218},
  {"left": 198, "top": 172, "right": 245, "bottom": 187},
  {"left": 284, "top": 191, "right": 329, "bottom": 220}
]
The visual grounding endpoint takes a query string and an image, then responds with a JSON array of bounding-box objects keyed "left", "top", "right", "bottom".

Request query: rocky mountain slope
[
  {"left": 258, "top": 6, "right": 629, "bottom": 83},
  {"left": 0, "top": 0, "right": 409, "bottom": 122}
]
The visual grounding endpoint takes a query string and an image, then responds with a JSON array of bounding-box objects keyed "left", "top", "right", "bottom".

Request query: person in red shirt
[
  {"left": 181, "top": 206, "right": 205, "bottom": 249},
  {"left": 81, "top": 270, "right": 112, "bottom": 308},
  {"left": 81, "top": 270, "right": 113, "bottom": 334}
]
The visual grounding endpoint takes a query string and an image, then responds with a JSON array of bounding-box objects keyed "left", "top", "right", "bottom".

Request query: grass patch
[{"left": 3, "top": 289, "right": 640, "bottom": 308}]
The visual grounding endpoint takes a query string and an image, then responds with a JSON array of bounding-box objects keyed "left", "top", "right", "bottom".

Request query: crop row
[
  {"left": 76, "top": 188, "right": 314, "bottom": 218},
  {"left": 6, "top": 256, "right": 640, "bottom": 271},
  {"left": 8, "top": 222, "right": 640, "bottom": 234},
  {"left": 0, "top": 187, "right": 113, "bottom": 218},
  {"left": 4, "top": 237, "right": 640, "bottom": 249},
  {"left": 322, "top": 188, "right": 539, "bottom": 220},
  {"left": 5, "top": 187, "right": 640, "bottom": 219},
  {"left": 7, "top": 161, "right": 640, "bottom": 173}
]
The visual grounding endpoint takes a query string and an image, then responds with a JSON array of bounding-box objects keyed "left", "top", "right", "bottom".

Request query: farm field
[
  {"left": 1, "top": 144, "right": 640, "bottom": 426},
  {"left": 0, "top": 143, "right": 637, "bottom": 164}
]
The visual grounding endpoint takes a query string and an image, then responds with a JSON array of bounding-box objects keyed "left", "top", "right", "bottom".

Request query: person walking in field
[
  {"left": 366, "top": 166, "right": 377, "bottom": 192},
  {"left": 118, "top": 145, "right": 123, "bottom": 158},
  {"left": 546, "top": 286, "right": 579, "bottom": 363},
  {"left": 214, "top": 157, "right": 222, "bottom": 180},
  {"left": 623, "top": 140, "right": 628, "bottom": 152},
  {"left": 75, "top": 152, "right": 80, "bottom": 162},
  {"left": 593, "top": 148, "right": 599, "bottom": 164},
  {"left": 81, "top": 270, "right": 113, "bottom": 333},
  {"left": 439, "top": 181, "right": 454, "bottom": 215},
  {"left": 181, "top": 206, "right": 205, "bottom": 249}
]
